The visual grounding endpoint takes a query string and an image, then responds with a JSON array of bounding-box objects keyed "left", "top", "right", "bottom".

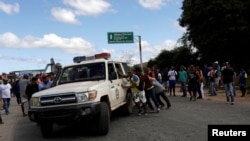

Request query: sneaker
[
  {"left": 159, "top": 105, "right": 165, "bottom": 109},
  {"left": 231, "top": 102, "right": 234, "bottom": 105},
  {"left": 167, "top": 105, "right": 171, "bottom": 109},
  {"left": 157, "top": 108, "right": 161, "bottom": 113},
  {"left": 193, "top": 97, "right": 197, "bottom": 101},
  {"left": 149, "top": 109, "right": 156, "bottom": 113},
  {"left": 137, "top": 110, "right": 142, "bottom": 116},
  {"left": 142, "top": 112, "right": 148, "bottom": 116},
  {"left": 0, "top": 121, "right": 4, "bottom": 124}
]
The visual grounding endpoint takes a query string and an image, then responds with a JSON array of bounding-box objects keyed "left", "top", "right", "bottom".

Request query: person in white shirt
[
  {"left": 157, "top": 69, "right": 163, "bottom": 84},
  {"left": 0, "top": 78, "right": 12, "bottom": 115},
  {"left": 168, "top": 66, "right": 178, "bottom": 96}
]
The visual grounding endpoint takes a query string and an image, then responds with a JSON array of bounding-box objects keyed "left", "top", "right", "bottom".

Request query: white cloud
[
  {"left": 51, "top": 0, "right": 112, "bottom": 24},
  {"left": 138, "top": 0, "right": 167, "bottom": 10},
  {"left": 140, "top": 39, "right": 177, "bottom": 61},
  {"left": 0, "top": 55, "right": 47, "bottom": 64},
  {"left": 63, "top": 0, "right": 111, "bottom": 16},
  {"left": 51, "top": 7, "right": 79, "bottom": 24},
  {"left": 115, "top": 39, "right": 177, "bottom": 65},
  {"left": 0, "top": 32, "right": 96, "bottom": 54},
  {"left": 101, "top": 48, "right": 115, "bottom": 54},
  {"left": 0, "top": 1, "right": 19, "bottom": 14}
]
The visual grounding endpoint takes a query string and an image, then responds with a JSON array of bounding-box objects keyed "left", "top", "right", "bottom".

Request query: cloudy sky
[{"left": 0, "top": 0, "right": 185, "bottom": 74}]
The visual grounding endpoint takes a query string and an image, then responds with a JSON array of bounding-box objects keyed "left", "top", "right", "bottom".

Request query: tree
[{"left": 178, "top": 0, "right": 250, "bottom": 69}]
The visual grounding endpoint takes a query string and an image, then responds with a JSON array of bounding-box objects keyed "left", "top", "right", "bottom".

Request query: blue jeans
[
  {"left": 2, "top": 98, "right": 10, "bottom": 114},
  {"left": 145, "top": 87, "right": 159, "bottom": 110},
  {"left": 180, "top": 81, "right": 187, "bottom": 96},
  {"left": 224, "top": 83, "right": 234, "bottom": 102},
  {"left": 209, "top": 82, "right": 217, "bottom": 95},
  {"left": 156, "top": 91, "right": 171, "bottom": 107}
]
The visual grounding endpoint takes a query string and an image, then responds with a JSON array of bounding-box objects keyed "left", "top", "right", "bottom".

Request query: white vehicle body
[{"left": 28, "top": 53, "right": 133, "bottom": 138}]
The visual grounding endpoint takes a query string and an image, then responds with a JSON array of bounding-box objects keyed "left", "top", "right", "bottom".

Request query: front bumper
[{"left": 28, "top": 102, "right": 101, "bottom": 123}]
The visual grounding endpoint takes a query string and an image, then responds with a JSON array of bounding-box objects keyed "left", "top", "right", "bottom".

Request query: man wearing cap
[
  {"left": 39, "top": 73, "right": 52, "bottom": 91},
  {"left": 121, "top": 69, "right": 148, "bottom": 116},
  {"left": 0, "top": 78, "right": 12, "bottom": 115}
]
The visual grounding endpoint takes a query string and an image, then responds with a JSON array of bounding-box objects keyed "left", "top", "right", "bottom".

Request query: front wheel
[
  {"left": 40, "top": 121, "right": 54, "bottom": 138},
  {"left": 95, "top": 102, "right": 110, "bottom": 135},
  {"left": 124, "top": 90, "right": 133, "bottom": 115}
]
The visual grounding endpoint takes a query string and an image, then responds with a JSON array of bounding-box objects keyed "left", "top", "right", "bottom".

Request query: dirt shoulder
[
  {"left": 203, "top": 86, "right": 250, "bottom": 105},
  {"left": 191, "top": 87, "right": 250, "bottom": 104},
  {"left": 175, "top": 85, "right": 250, "bottom": 105}
]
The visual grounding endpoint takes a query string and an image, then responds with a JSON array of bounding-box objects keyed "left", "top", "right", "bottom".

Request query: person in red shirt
[
  {"left": 147, "top": 67, "right": 156, "bottom": 78},
  {"left": 134, "top": 67, "right": 160, "bottom": 113}
]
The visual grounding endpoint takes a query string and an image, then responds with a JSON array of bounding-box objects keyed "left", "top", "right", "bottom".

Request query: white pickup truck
[{"left": 28, "top": 53, "right": 133, "bottom": 138}]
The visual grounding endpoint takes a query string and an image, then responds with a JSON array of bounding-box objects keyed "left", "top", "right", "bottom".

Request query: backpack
[{"left": 131, "top": 74, "right": 145, "bottom": 91}]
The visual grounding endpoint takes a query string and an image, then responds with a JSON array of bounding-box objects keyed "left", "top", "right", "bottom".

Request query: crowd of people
[
  {"left": 120, "top": 61, "right": 248, "bottom": 116},
  {"left": 0, "top": 60, "right": 248, "bottom": 121},
  {"left": 0, "top": 73, "right": 53, "bottom": 124},
  {"left": 121, "top": 67, "right": 171, "bottom": 116}
]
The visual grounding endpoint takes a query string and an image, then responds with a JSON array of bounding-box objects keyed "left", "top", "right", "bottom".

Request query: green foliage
[
  {"left": 146, "top": 47, "right": 196, "bottom": 71},
  {"left": 179, "top": 0, "right": 250, "bottom": 69},
  {"left": 146, "top": 0, "right": 250, "bottom": 72}
]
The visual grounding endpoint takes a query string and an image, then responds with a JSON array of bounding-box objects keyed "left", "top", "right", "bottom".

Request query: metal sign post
[
  {"left": 107, "top": 32, "right": 143, "bottom": 71},
  {"left": 138, "top": 36, "right": 143, "bottom": 71}
]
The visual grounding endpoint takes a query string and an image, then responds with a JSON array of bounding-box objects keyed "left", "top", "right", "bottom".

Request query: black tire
[
  {"left": 96, "top": 102, "right": 110, "bottom": 135},
  {"left": 40, "top": 121, "right": 54, "bottom": 138},
  {"left": 124, "top": 90, "right": 133, "bottom": 115}
]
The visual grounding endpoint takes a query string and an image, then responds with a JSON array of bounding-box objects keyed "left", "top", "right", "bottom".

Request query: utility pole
[{"left": 138, "top": 35, "right": 143, "bottom": 71}]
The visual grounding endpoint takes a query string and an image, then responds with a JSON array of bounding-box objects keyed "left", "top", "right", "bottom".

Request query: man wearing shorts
[{"left": 121, "top": 70, "right": 147, "bottom": 116}]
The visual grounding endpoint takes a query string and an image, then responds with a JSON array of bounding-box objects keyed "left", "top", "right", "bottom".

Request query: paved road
[{"left": 5, "top": 91, "right": 250, "bottom": 141}]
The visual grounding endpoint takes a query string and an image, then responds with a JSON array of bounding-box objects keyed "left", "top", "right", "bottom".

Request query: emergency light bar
[{"left": 73, "top": 53, "right": 111, "bottom": 63}]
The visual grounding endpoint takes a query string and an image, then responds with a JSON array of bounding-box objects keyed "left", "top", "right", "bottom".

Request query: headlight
[
  {"left": 76, "top": 90, "right": 97, "bottom": 102},
  {"left": 30, "top": 97, "right": 41, "bottom": 107}
]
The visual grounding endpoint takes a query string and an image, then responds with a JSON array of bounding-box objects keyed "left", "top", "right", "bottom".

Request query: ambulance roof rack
[{"left": 73, "top": 53, "right": 111, "bottom": 63}]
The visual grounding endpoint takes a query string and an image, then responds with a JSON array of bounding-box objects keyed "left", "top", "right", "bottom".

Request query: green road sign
[{"left": 107, "top": 32, "right": 134, "bottom": 44}]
